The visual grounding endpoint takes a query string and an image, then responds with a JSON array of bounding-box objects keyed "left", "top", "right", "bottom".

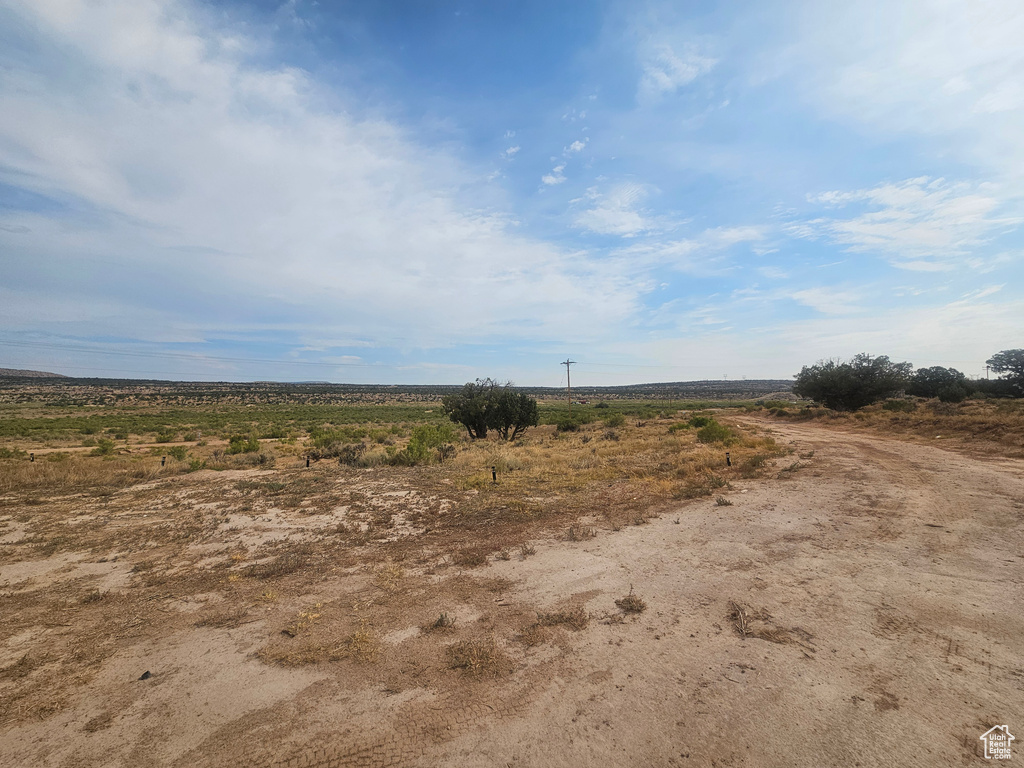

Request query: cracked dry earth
[{"left": 3, "top": 418, "right": 1023, "bottom": 767}]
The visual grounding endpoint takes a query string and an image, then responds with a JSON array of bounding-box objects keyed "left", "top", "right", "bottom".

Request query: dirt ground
[{"left": 1, "top": 417, "right": 1022, "bottom": 767}]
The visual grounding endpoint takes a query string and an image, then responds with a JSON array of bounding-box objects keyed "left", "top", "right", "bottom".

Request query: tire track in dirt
[{"left": 271, "top": 684, "right": 537, "bottom": 768}]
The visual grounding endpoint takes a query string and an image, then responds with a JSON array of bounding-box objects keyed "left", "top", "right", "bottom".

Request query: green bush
[
  {"left": 907, "top": 366, "right": 970, "bottom": 399},
  {"left": 688, "top": 415, "right": 713, "bottom": 428},
  {"left": 555, "top": 416, "right": 582, "bottom": 432},
  {"left": 696, "top": 421, "right": 733, "bottom": 444},
  {"left": 391, "top": 423, "right": 457, "bottom": 465},
  {"left": 793, "top": 354, "right": 912, "bottom": 411},
  {"left": 90, "top": 438, "right": 117, "bottom": 456},
  {"left": 167, "top": 445, "right": 188, "bottom": 461},
  {"left": 442, "top": 379, "right": 539, "bottom": 440},
  {"left": 227, "top": 435, "right": 261, "bottom": 454},
  {"left": 0, "top": 446, "right": 27, "bottom": 459},
  {"left": 602, "top": 412, "right": 626, "bottom": 428},
  {"left": 937, "top": 384, "right": 970, "bottom": 403},
  {"left": 668, "top": 422, "right": 691, "bottom": 432}
]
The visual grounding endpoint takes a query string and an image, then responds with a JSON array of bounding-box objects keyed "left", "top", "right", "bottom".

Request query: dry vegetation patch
[{"left": 0, "top": 397, "right": 792, "bottom": 736}]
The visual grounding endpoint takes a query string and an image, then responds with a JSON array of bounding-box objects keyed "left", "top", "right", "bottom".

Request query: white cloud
[
  {"left": 610, "top": 224, "right": 765, "bottom": 272},
  {"left": 503, "top": 145, "right": 520, "bottom": 157},
  {"left": 565, "top": 139, "right": 588, "bottom": 153},
  {"left": 541, "top": 164, "right": 567, "bottom": 185},
  {"left": 0, "top": 0, "right": 653, "bottom": 352},
  {"left": 790, "top": 287, "right": 862, "bottom": 315},
  {"left": 639, "top": 43, "right": 716, "bottom": 100},
  {"left": 797, "top": 177, "right": 1020, "bottom": 269},
  {"left": 574, "top": 183, "right": 653, "bottom": 236},
  {"left": 795, "top": 1, "right": 1024, "bottom": 181}
]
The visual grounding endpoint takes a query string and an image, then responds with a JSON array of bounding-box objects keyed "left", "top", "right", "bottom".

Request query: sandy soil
[{"left": 2, "top": 418, "right": 1022, "bottom": 767}]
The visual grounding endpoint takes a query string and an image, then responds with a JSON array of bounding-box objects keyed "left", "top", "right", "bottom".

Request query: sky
[{"left": 1, "top": 0, "right": 1021, "bottom": 386}]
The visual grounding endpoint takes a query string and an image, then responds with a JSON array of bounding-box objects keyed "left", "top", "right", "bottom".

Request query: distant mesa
[{"left": 0, "top": 367, "right": 68, "bottom": 379}]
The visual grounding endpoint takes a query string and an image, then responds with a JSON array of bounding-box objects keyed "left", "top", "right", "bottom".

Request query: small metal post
[
  {"left": 726, "top": 452, "right": 731, "bottom": 466},
  {"left": 306, "top": 457, "right": 310, "bottom": 468},
  {"left": 30, "top": 453, "right": 34, "bottom": 462},
  {"left": 161, "top": 456, "right": 166, "bottom": 467},
  {"left": 491, "top": 466, "right": 497, "bottom": 484}
]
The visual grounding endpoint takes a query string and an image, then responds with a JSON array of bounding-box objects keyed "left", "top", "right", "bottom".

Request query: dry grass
[
  {"left": 0, "top": 400, "right": 795, "bottom": 731},
  {"left": 373, "top": 562, "right": 405, "bottom": 593},
  {"left": 0, "top": 454, "right": 176, "bottom": 494},
  {"left": 516, "top": 624, "right": 550, "bottom": 647},
  {"left": 445, "top": 637, "right": 513, "bottom": 678},
  {"left": 194, "top": 605, "right": 251, "bottom": 629},
  {"left": 615, "top": 586, "right": 647, "bottom": 614},
  {"left": 565, "top": 524, "right": 597, "bottom": 541},
  {"left": 259, "top": 620, "right": 380, "bottom": 666},
  {"left": 244, "top": 551, "right": 308, "bottom": 579},
  {"left": 727, "top": 600, "right": 815, "bottom": 652},
  {"left": 537, "top": 605, "right": 590, "bottom": 630},
  {"left": 423, "top": 612, "right": 457, "bottom": 632},
  {"left": 282, "top": 604, "right": 323, "bottom": 637},
  {"left": 766, "top": 399, "right": 1024, "bottom": 456}
]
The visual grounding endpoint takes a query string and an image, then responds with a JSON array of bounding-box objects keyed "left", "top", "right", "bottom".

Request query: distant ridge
[{"left": 0, "top": 367, "right": 67, "bottom": 379}]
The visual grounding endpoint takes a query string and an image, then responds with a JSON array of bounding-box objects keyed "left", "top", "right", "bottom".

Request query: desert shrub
[
  {"left": 0, "top": 447, "right": 27, "bottom": 459},
  {"left": 390, "top": 423, "right": 457, "bottom": 466},
  {"left": 688, "top": 415, "right": 714, "bottom": 428},
  {"left": 166, "top": 445, "right": 188, "bottom": 461},
  {"left": 154, "top": 430, "right": 176, "bottom": 443},
  {"left": 336, "top": 443, "right": 367, "bottom": 465},
  {"left": 602, "top": 412, "right": 626, "bottom": 428},
  {"left": 555, "top": 416, "right": 581, "bottom": 432},
  {"left": 594, "top": 401, "right": 610, "bottom": 409},
  {"left": 227, "top": 435, "right": 261, "bottom": 454},
  {"left": 696, "top": 420, "right": 732, "bottom": 444},
  {"left": 937, "top": 384, "right": 970, "bottom": 403},
  {"left": 90, "top": 438, "right": 117, "bottom": 456},
  {"left": 793, "top": 353, "right": 912, "bottom": 411},
  {"left": 882, "top": 399, "right": 917, "bottom": 412}
]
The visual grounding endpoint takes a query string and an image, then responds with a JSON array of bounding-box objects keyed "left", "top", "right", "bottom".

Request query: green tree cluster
[
  {"left": 793, "top": 354, "right": 912, "bottom": 411},
  {"left": 907, "top": 366, "right": 971, "bottom": 403},
  {"left": 987, "top": 349, "right": 1024, "bottom": 395},
  {"left": 792, "top": 349, "right": 1024, "bottom": 411},
  {"left": 441, "top": 378, "right": 539, "bottom": 440}
]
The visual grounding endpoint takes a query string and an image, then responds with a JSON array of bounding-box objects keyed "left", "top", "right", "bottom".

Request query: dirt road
[
  {"left": 2, "top": 419, "right": 1022, "bottom": 767},
  {"left": 386, "top": 419, "right": 1022, "bottom": 768}
]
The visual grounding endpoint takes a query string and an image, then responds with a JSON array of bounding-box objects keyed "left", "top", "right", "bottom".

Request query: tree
[
  {"left": 907, "top": 366, "right": 970, "bottom": 399},
  {"left": 441, "top": 379, "right": 539, "bottom": 440},
  {"left": 491, "top": 389, "right": 539, "bottom": 440},
  {"left": 987, "top": 349, "right": 1024, "bottom": 395},
  {"left": 793, "top": 354, "right": 912, "bottom": 411},
  {"left": 441, "top": 378, "right": 500, "bottom": 439}
]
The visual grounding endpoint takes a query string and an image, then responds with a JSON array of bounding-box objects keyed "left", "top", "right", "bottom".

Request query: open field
[{"left": 1, "top": 394, "right": 1022, "bottom": 767}]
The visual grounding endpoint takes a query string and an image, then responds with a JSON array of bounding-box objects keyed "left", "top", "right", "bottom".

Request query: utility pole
[{"left": 562, "top": 359, "right": 576, "bottom": 415}]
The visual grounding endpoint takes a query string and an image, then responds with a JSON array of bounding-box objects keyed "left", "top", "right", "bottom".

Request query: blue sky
[{"left": 1, "top": 0, "right": 1021, "bottom": 385}]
